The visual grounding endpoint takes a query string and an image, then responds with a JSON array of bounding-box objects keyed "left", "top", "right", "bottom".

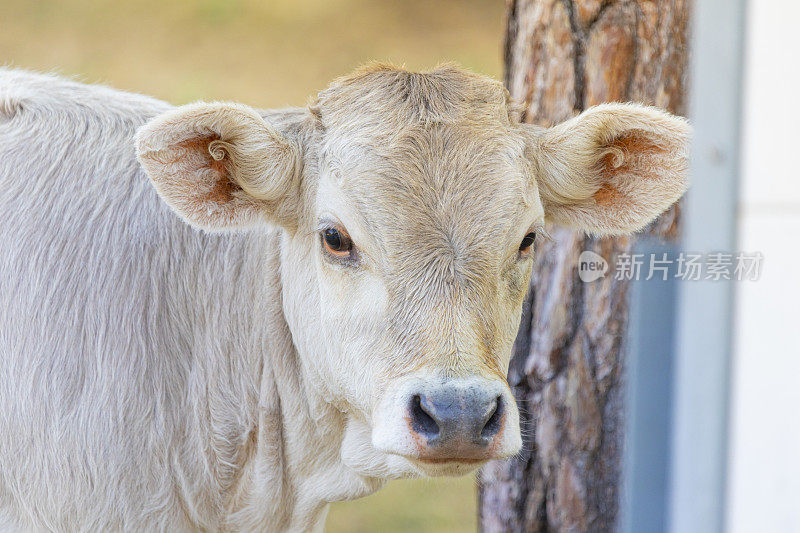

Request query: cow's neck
[{"left": 223, "top": 229, "right": 382, "bottom": 532}]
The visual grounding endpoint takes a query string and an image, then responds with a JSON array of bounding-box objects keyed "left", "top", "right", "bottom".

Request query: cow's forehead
[
  {"left": 319, "top": 123, "right": 537, "bottom": 278},
  {"left": 312, "top": 62, "right": 515, "bottom": 133},
  {"left": 312, "top": 64, "right": 540, "bottom": 277},
  {"left": 333, "top": 123, "right": 530, "bottom": 219}
]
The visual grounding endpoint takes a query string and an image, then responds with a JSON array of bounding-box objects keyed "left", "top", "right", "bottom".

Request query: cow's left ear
[
  {"left": 136, "top": 102, "right": 302, "bottom": 232},
  {"left": 524, "top": 103, "right": 691, "bottom": 236}
]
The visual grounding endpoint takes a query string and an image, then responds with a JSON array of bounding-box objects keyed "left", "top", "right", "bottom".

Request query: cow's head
[{"left": 136, "top": 64, "right": 689, "bottom": 478}]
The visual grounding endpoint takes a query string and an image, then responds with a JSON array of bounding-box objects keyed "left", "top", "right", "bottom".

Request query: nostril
[
  {"left": 480, "top": 396, "right": 504, "bottom": 439},
  {"left": 409, "top": 394, "right": 439, "bottom": 439}
]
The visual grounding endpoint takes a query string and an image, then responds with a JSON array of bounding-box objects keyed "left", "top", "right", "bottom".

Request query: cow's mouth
[
  {"left": 398, "top": 454, "right": 489, "bottom": 477},
  {"left": 412, "top": 456, "right": 486, "bottom": 465}
]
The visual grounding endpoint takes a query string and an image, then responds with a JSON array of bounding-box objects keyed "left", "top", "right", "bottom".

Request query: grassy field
[{"left": 1, "top": 1, "right": 503, "bottom": 530}]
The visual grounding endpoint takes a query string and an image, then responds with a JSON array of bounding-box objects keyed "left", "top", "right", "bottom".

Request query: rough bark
[{"left": 479, "top": 1, "right": 690, "bottom": 531}]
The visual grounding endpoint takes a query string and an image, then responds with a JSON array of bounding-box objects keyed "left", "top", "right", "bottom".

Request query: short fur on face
[{"left": 136, "top": 61, "right": 689, "bottom": 478}]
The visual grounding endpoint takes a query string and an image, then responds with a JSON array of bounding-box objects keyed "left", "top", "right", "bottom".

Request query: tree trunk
[{"left": 479, "top": 1, "right": 690, "bottom": 531}]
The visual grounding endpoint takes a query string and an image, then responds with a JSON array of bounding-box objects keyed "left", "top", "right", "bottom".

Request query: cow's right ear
[{"left": 136, "top": 102, "right": 301, "bottom": 231}]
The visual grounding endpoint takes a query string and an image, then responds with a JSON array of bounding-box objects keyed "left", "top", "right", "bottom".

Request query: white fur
[
  {"left": 0, "top": 64, "right": 689, "bottom": 532},
  {"left": 0, "top": 69, "right": 361, "bottom": 532}
]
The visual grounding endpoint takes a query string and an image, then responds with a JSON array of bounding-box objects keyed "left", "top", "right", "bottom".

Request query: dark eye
[
  {"left": 519, "top": 232, "right": 536, "bottom": 253},
  {"left": 322, "top": 227, "right": 353, "bottom": 256}
]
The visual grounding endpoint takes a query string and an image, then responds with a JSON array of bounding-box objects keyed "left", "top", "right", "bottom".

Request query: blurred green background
[{"left": 1, "top": 1, "right": 504, "bottom": 531}]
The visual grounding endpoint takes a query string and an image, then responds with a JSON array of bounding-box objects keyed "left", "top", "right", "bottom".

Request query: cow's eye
[
  {"left": 321, "top": 227, "right": 353, "bottom": 256},
  {"left": 519, "top": 232, "right": 536, "bottom": 254}
]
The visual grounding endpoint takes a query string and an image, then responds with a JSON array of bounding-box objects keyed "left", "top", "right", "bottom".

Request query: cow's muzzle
[
  {"left": 407, "top": 386, "right": 504, "bottom": 462},
  {"left": 372, "top": 376, "right": 521, "bottom": 471}
]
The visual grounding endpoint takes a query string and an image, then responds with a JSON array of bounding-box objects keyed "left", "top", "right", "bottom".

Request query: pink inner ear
[
  {"left": 592, "top": 183, "right": 620, "bottom": 206},
  {"left": 140, "top": 130, "right": 265, "bottom": 230},
  {"left": 173, "top": 135, "right": 243, "bottom": 205},
  {"left": 594, "top": 129, "right": 668, "bottom": 208}
]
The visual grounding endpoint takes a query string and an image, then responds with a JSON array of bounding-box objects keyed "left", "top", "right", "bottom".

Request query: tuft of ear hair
[
  {"left": 136, "top": 102, "right": 300, "bottom": 231},
  {"left": 527, "top": 103, "right": 691, "bottom": 236}
]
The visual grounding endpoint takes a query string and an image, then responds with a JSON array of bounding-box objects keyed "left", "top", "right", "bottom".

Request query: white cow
[{"left": 0, "top": 64, "right": 689, "bottom": 531}]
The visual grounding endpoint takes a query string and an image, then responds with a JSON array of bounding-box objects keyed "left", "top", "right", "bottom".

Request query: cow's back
[{"left": 0, "top": 69, "right": 271, "bottom": 530}]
